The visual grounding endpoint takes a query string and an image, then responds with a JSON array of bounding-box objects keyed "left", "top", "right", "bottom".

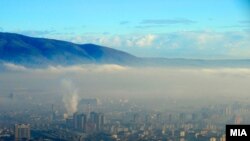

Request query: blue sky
[{"left": 0, "top": 0, "right": 250, "bottom": 59}]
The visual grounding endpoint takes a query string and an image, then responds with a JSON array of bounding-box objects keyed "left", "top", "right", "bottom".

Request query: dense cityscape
[{"left": 1, "top": 94, "right": 250, "bottom": 141}]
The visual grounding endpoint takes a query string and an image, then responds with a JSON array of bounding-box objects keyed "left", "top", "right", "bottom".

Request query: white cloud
[
  {"left": 38, "top": 30, "right": 250, "bottom": 58},
  {"left": 4, "top": 62, "right": 250, "bottom": 78},
  {"left": 64, "top": 34, "right": 157, "bottom": 48},
  {"left": 44, "top": 64, "right": 127, "bottom": 73},
  {"left": 94, "top": 64, "right": 127, "bottom": 72},
  {"left": 2, "top": 63, "right": 128, "bottom": 74},
  {"left": 200, "top": 68, "right": 250, "bottom": 76},
  {"left": 3, "top": 63, "right": 28, "bottom": 71},
  {"left": 135, "top": 34, "right": 156, "bottom": 47}
]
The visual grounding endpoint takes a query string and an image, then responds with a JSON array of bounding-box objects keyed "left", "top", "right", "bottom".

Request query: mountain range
[
  {"left": 0, "top": 32, "right": 250, "bottom": 68},
  {"left": 0, "top": 32, "right": 139, "bottom": 67}
]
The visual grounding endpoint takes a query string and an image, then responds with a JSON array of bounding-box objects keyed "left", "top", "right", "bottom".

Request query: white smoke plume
[{"left": 61, "top": 79, "right": 79, "bottom": 115}]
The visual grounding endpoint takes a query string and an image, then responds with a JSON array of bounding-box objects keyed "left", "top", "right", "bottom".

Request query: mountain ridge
[
  {"left": 0, "top": 32, "right": 250, "bottom": 68},
  {"left": 0, "top": 32, "right": 138, "bottom": 67}
]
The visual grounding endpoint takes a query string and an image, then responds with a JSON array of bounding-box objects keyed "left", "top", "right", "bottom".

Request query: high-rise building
[
  {"left": 234, "top": 115, "right": 242, "bottom": 124},
  {"left": 50, "top": 104, "right": 56, "bottom": 121},
  {"left": 168, "top": 114, "right": 172, "bottom": 123},
  {"left": 210, "top": 137, "right": 217, "bottom": 141},
  {"left": 89, "top": 112, "right": 105, "bottom": 131},
  {"left": 225, "top": 107, "right": 232, "bottom": 115},
  {"left": 220, "top": 134, "right": 226, "bottom": 141},
  {"left": 180, "top": 131, "right": 185, "bottom": 137},
  {"left": 66, "top": 117, "right": 74, "bottom": 128},
  {"left": 96, "top": 113, "right": 105, "bottom": 131},
  {"left": 14, "top": 124, "right": 30, "bottom": 141},
  {"left": 133, "top": 113, "right": 140, "bottom": 123},
  {"left": 90, "top": 112, "right": 98, "bottom": 123},
  {"left": 73, "top": 112, "right": 87, "bottom": 131},
  {"left": 180, "top": 138, "right": 185, "bottom": 141}
]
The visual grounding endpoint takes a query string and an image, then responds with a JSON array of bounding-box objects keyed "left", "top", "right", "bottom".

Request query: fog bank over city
[{"left": 1, "top": 64, "right": 250, "bottom": 108}]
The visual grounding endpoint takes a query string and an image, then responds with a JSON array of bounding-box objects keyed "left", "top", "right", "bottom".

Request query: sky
[{"left": 0, "top": 0, "right": 250, "bottom": 59}]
